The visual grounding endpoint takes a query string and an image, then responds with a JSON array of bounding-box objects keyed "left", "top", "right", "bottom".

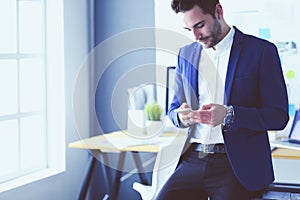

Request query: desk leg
[
  {"left": 132, "top": 152, "right": 149, "bottom": 185},
  {"left": 100, "top": 153, "right": 112, "bottom": 196},
  {"left": 110, "top": 151, "right": 126, "bottom": 200},
  {"left": 78, "top": 155, "right": 97, "bottom": 200}
]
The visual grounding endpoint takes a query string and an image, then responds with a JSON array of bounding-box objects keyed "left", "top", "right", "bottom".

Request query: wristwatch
[{"left": 222, "top": 105, "right": 234, "bottom": 130}]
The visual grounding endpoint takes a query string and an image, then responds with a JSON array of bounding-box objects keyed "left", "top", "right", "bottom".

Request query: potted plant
[{"left": 144, "top": 102, "right": 164, "bottom": 137}]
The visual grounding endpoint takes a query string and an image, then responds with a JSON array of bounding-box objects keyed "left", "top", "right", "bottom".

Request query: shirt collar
[{"left": 214, "top": 25, "right": 235, "bottom": 54}]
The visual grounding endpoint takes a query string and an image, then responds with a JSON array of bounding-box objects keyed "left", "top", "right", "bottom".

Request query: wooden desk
[
  {"left": 272, "top": 148, "right": 300, "bottom": 160},
  {"left": 70, "top": 132, "right": 300, "bottom": 200},
  {"left": 270, "top": 147, "right": 300, "bottom": 199},
  {"left": 69, "top": 130, "right": 186, "bottom": 200}
]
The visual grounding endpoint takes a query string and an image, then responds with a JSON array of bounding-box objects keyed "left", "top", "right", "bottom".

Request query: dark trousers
[{"left": 156, "top": 146, "right": 265, "bottom": 200}]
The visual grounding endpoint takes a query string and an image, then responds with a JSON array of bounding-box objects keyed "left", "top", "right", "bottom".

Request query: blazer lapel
[{"left": 224, "top": 27, "right": 243, "bottom": 104}]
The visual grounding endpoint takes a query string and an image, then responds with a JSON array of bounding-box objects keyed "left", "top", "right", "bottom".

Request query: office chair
[
  {"left": 132, "top": 66, "right": 186, "bottom": 199},
  {"left": 132, "top": 139, "right": 185, "bottom": 200}
]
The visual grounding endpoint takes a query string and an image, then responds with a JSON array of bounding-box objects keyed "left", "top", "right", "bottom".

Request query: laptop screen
[{"left": 290, "top": 110, "right": 300, "bottom": 141}]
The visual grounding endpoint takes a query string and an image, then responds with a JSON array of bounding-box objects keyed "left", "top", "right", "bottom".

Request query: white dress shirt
[{"left": 191, "top": 26, "right": 235, "bottom": 144}]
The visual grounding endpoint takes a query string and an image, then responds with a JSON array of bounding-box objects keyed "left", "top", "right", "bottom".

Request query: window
[{"left": 0, "top": 0, "right": 65, "bottom": 192}]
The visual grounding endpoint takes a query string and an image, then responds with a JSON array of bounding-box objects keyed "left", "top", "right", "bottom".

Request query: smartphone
[{"left": 174, "top": 108, "right": 192, "bottom": 113}]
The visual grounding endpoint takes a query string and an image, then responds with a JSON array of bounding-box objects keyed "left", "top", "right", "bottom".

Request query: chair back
[{"left": 151, "top": 135, "right": 185, "bottom": 197}]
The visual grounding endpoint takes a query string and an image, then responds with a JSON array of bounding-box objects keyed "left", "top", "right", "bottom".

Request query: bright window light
[{"left": 0, "top": 0, "right": 65, "bottom": 192}]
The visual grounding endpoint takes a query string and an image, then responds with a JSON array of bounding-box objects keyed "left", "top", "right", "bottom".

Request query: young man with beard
[{"left": 157, "top": 0, "right": 289, "bottom": 199}]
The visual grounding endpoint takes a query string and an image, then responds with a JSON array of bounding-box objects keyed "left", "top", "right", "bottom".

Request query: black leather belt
[{"left": 190, "top": 143, "right": 226, "bottom": 154}]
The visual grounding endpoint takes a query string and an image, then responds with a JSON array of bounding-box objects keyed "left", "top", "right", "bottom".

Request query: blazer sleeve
[{"left": 167, "top": 48, "right": 187, "bottom": 128}]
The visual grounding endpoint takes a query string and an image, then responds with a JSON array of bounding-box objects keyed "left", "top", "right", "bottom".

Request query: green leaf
[{"left": 144, "top": 102, "right": 162, "bottom": 121}]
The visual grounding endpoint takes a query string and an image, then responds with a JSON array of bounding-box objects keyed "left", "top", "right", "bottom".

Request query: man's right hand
[{"left": 178, "top": 103, "right": 193, "bottom": 126}]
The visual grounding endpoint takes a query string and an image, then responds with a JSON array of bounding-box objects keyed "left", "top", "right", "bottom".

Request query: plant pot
[{"left": 145, "top": 120, "right": 165, "bottom": 138}]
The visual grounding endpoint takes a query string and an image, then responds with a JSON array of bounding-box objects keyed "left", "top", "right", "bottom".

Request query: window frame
[{"left": 0, "top": 0, "right": 65, "bottom": 192}]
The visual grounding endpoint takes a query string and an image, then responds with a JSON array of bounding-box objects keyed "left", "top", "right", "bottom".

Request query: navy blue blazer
[{"left": 168, "top": 27, "right": 289, "bottom": 191}]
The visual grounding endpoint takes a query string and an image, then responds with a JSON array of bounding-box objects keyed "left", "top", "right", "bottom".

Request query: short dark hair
[{"left": 171, "top": 0, "right": 219, "bottom": 17}]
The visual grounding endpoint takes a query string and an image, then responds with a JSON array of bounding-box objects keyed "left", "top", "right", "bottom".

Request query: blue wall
[
  {"left": 94, "top": 0, "right": 156, "bottom": 133},
  {"left": 89, "top": 0, "right": 156, "bottom": 199}
]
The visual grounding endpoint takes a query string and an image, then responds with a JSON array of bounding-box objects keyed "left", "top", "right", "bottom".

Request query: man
[{"left": 157, "top": 0, "right": 289, "bottom": 199}]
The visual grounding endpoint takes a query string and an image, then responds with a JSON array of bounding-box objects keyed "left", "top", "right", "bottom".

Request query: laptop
[{"left": 271, "top": 109, "right": 300, "bottom": 150}]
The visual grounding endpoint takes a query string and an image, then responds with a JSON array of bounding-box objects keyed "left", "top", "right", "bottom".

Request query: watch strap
[{"left": 222, "top": 105, "right": 234, "bottom": 130}]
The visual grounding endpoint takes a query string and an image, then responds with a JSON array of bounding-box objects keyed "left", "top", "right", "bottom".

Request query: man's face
[{"left": 182, "top": 5, "right": 222, "bottom": 49}]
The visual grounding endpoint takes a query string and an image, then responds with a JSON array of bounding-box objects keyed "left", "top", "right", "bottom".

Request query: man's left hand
[{"left": 189, "top": 103, "right": 226, "bottom": 127}]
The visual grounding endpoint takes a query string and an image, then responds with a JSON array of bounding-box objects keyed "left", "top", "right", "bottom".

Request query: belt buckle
[{"left": 203, "top": 144, "right": 215, "bottom": 154}]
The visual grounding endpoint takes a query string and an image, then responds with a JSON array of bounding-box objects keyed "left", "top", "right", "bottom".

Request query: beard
[{"left": 200, "top": 19, "right": 222, "bottom": 49}]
